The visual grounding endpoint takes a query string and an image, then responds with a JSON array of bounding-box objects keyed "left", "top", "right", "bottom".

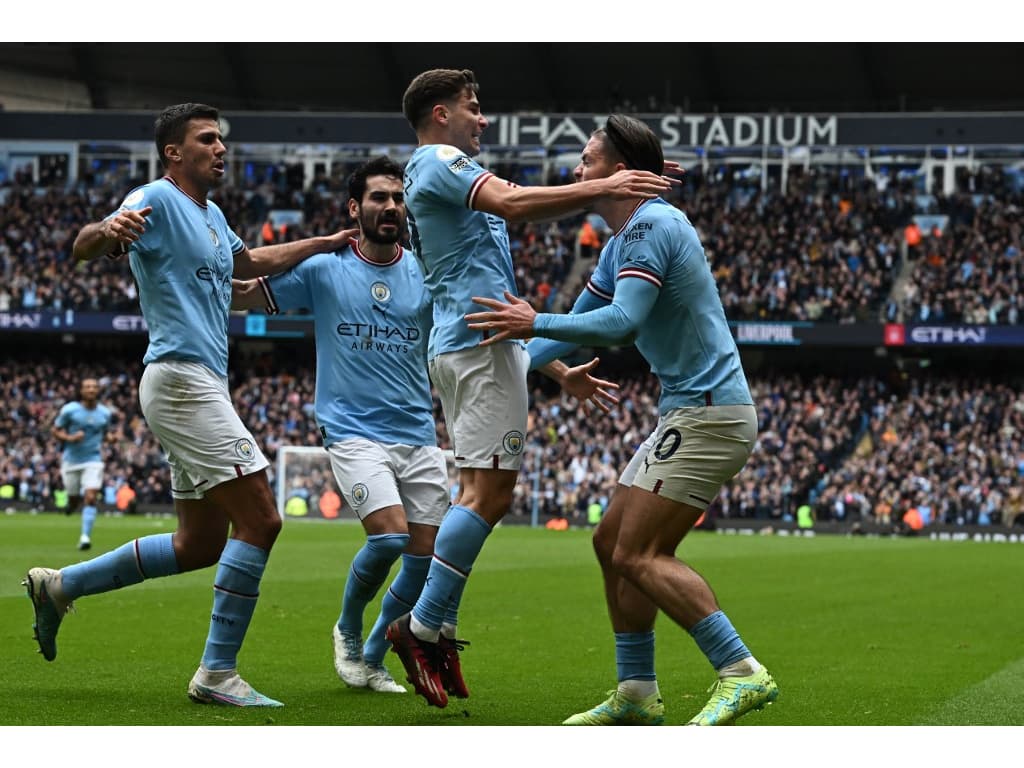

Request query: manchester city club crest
[
  {"left": 371, "top": 282, "right": 391, "bottom": 303},
  {"left": 208, "top": 226, "right": 220, "bottom": 247},
  {"left": 233, "top": 438, "right": 255, "bottom": 462},
  {"left": 351, "top": 483, "right": 369, "bottom": 506},
  {"left": 502, "top": 430, "right": 524, "bottom": 455}
]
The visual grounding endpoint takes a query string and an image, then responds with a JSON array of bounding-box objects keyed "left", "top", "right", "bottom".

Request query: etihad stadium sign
[
  {"left": 493, "top": 114, "right": 839, "bottom": 148},
  {"left": 4, "top": 111, "right": 1024, "bottom": 148}
]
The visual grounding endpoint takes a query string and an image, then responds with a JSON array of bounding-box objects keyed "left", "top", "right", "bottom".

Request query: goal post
[{"left": 275, "top": 444, "right": 456, "bottom": 521}]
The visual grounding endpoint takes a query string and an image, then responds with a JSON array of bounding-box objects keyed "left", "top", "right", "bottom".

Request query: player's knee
[
  {"left": 173, "top": 531, "right": 224, "bottom": 570},
  {"left": 610, "top": 545, "right": 647, "bottom": 581},
  {"left": 366, "top": 532, "right": 410, "bottom": 562},
  {"left": 256, "top": 509, "right": 283, "bottom": 541},
  {"left": 592, "top": 525, "right": 616, "bottom": 565}
]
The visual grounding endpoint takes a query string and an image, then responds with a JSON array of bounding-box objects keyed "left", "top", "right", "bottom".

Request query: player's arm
[
  {"left": 526, "top": 288, "right": 611, "bottom": 370},
  {"left": 72, "top": 206, "right": 154, "bottom": 262},
  {"left": 467, "top": 277, "right": 659, "bottom": 347},
  {"left": 232, "top": 228, "right": 358, "bottom": 279},
  {"left": 472, "top": 171, "right": 673, "bottom": 224},
  {"left": 231, "top": 277, "right": 279, "bottom": 313},
  {"left": 51, "top": 416, "right": 83, "bottom": 443}
]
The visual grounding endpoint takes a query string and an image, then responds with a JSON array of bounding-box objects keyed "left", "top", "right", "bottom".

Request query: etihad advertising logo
[{"left": 887, "top": 324, "right": 1001, "bottom": 346}]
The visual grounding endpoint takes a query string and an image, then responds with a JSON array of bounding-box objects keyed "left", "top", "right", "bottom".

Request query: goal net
[{"left": 275, "top": 445, "right": 456, "bottom": 520}]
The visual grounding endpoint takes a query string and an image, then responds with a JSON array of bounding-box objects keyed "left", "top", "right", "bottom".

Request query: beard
[{"left": 359, "top": 215, "right": 403, "bottom": 245}]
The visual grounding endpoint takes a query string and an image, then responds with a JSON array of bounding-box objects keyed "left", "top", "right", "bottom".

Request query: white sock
[
  {"left": 441, "top": 622, "right": 457, "bottom": 640},
  {"left": 718, "top": 656, "right": 762, "bottom": 678},
  {"left": 410, "top": 614, "right": 440, "bottom": 643},
  {"left": 618, "top": 679, "right": 659, "bottom": 700}
]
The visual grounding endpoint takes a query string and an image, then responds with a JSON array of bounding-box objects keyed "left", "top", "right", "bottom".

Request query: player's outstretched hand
[
  {"left": 466, "top": 291, "right": 538, "bottom": 346},
  {"left": 562, "top": 357, "right": 621, "bottom": 415},
  {"left": 101, "top": 206, "right": 153, "bottom": 245}
]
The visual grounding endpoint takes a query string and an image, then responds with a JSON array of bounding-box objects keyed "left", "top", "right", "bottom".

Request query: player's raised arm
[
  {"left": 472, "top": 169, "right": 674, "bottom": 225},
  {"left": 233, "top": 227, "right": 358, "bottom": 279}
]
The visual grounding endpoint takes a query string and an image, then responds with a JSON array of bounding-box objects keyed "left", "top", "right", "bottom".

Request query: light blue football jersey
[
  {"left": 55, "top": 401, "right": 113, "bottom": 465},
  {"left": 267, "top": 243, "right": 436, "bottom": 447},
  {"left": 403, "top": 144, "right": 519, "bottom": 358},
  {"left": 111, "top": 177, "right": 244, "bottom": 377},
  {"left": 582, "top": 198, "right": 751, "bottom": 412}
]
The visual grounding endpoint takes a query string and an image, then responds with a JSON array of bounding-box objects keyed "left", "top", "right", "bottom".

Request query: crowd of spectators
[
  {"left": 891, "top": 169, "right": 1023, "bottom": 324},
  {"left": 6, "top": 162, "right": 1023, "bottom": 326},
  {"left": 4, "top": 350, "right": 1022, "bottom": 531},
  {"left": 813, "top": 377, "right": 1024, "bottom": 528}
]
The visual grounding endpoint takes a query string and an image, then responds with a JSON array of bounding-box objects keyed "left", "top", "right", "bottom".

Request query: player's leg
[
  {"left": 77, "top": 463, "right": 105, "bottom": 550},
  {"left": 388, "top": 346, "right": 527, "bottom": 707},
  {"left": 334, "top": 502, "right": 408, "bottom": 688},
  {"left": 564, "top": 437, "right": 665, "bottom": 725},
  {"left": 23, "top": 452, "right": 200, "bottom": 663},
  {"left": 617, "top": 404, "right": 776, "bottom": 725},
  {"left": 133, "top": 360, "right": 282, "bottom": 707},
  {"left": 61, "top": 464, "right": 82, "bottom": 518},
  {"left": 186, "top": 468, "right": 283, "bottom": 707},
  {"left": 327, "top": 439, "right": 409, "bottom": 688},
  {"left": 359, "top": 521, "right": 433, "bottom": 693},
  {"left": 404, "top": 346, "right": 525, "bottom": 640},
  {"left": 364, "top": 445, "right": 448, "bottom": 693}
]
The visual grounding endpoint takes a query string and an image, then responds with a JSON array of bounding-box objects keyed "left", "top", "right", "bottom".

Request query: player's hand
[
  {"left": 663, "top": 159, "right": 685, "bottom": 176},
  {"left": 67, "top": 431, "right": 85, "bottom": 443},
  {"left": 466, "top": 291, "right": 538, "bottom": 346},
  {"left": 324, "top": 227, "right": 360, "bottom": 252},
  {"left": 604, "top": 170, "right": 679, "bottom": 200},
  {"left": 562, "top": 357, "right": 620, "bottom": 415},
  {"left": 101, "top": 206, "right": 152, "bottom": 245}
]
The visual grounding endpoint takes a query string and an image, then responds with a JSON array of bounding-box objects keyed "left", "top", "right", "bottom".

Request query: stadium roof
[{"left": 1, "top": 42, "right": 1023, "bottom": 115}]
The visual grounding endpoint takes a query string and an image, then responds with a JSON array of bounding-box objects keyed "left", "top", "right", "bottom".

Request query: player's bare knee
[
  {"left": 172, "top": 531, "right": 224, "bottom": 570},
  {"left": 610, "top": 546, "right": 649, "bottom": 582},
  {"left": 591, "top": 526, "right": 617, "bottom": 565}
]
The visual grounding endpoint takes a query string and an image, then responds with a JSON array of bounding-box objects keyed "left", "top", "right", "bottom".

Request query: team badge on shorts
[
  {"left": 502, "top": 430, "right": 524, "bottom": 455},
  {"left": 351, "top": 483, "right": 369, "bottom": 507},
  {"left": 371, "top": 282, "right": 391, "bottom": 303},
  {"left": 233, "top": 438, "right": 256, "bottom": 463}
]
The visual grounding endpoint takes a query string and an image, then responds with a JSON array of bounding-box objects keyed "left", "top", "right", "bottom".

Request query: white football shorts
[
  {"left": 139, "top": 360, "right": 269, "bottom": 500},
  {"left": 327, "top": 437, "right": 449, "bottom": 525},
  {"left": 429, "top": 343, "right": 529, "bottom": 471},
  {"left": 60, "top": 461, "right": 104, "bottom": 496}
]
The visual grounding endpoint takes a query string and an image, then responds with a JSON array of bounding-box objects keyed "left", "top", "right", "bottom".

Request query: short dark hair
[
  {"left": 402, "top": 69, "right": 479, "bottom": 131},
  {"left": 595, "top": 114, "right": 663, "bottom": 176},
  {"left": 347, "top": 156, "right": 405, "bottom": 204},
  {"left": 154, "top": 103, "right": 220, "bottom": 168}
]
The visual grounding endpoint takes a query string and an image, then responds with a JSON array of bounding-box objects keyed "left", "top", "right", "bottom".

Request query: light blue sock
[
  {"left": 412, "top": 505, "right": 491, "bottom": 633},
  {"left": 364, "top": 553, "right": 430, "bottom": 665},
  {"left": 201, "top": 539, "right": 268, "bottom": 671},
  {"left": 615, "top": 631, "right": 656, "bottom": 681},
  {"left": 688, "top": 610, "right": 751, "bottom": 670},
  {"left": 338, "top": 533, "right": 409, "bottom": 635},
  {"left": 441, "top": 579, "right": 468, "bottom": 631},
  {"left": 61, "top": 534, "right": 179, "bottom": 600},
  {"left": 80, "top": 505, "right": 97, "bottom": 538}
]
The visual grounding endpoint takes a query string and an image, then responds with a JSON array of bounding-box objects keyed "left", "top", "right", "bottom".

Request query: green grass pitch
[{"left": 1, "top": 512, "right": 1022, "bottom": 727}]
